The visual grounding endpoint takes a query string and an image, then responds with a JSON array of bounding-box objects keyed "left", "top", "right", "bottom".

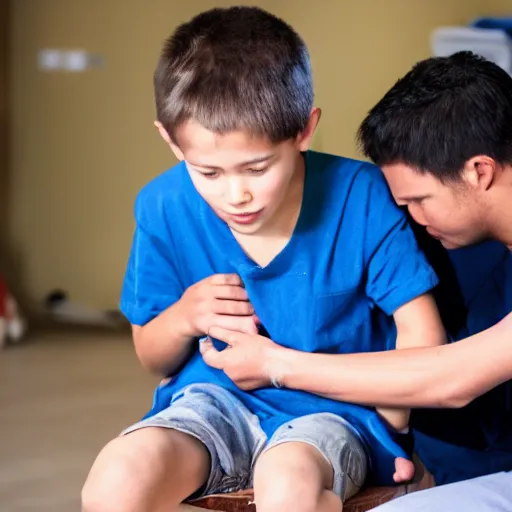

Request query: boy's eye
[
  {"left": 248, "top": 167, "right": 267, "bottom": 175},
  {"left": 200, "top": 171, "right": 218, "bottom": 178}
]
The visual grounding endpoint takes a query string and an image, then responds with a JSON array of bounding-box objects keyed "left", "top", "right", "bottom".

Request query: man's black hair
[{"left": 358, "top": 51, "right": 512, "bottom": 180}]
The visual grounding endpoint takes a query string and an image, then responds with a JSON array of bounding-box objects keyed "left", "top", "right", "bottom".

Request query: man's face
[
  {"left": 163, "top": 118, "right": 316, "bottom": 236},
  {"left": 381, "top": 162, "right": 490, "bottom": 249}
]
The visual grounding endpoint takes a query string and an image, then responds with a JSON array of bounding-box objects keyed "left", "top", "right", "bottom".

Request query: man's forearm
[
  {"left": 277, "top": 314, "right": 512, "bottom": 408},
  {"left": 133, "top": 300, "right": 195, "bottom": 376}
]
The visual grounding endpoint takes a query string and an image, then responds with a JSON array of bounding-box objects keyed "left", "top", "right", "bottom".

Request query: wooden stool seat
[
  {"left": 188, "top": 486, "right": 400, "bottom": 512},
  {"left": 186, "top": 462, "right": 435, "bottom": 512}
]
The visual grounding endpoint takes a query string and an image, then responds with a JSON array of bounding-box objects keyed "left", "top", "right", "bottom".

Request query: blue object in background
[{"left": 471, "top": 17, "right": 512, "bottom": 37}]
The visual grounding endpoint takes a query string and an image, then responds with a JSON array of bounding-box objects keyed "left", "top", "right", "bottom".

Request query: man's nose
[{"left": 408, "top": 204, "right": 427, "bottom": 226}]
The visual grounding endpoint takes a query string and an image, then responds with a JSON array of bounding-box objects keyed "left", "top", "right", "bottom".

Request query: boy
[{"left": 82, "top": 7, "right": 445, "bottom": 512}]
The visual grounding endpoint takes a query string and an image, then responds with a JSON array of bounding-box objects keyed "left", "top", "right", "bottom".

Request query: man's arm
[
  {"left": 278, "top": 311, "right": 512, "bottom": 408},
  {"left": 375, "top": 294, "right": 447, "bottom": 430},
  {"left": 201, "top": 311, "right": 512, "bottom": 408}
]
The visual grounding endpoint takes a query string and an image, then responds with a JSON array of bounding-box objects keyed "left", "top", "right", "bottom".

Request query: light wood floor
[{"left": 0, "top": 329, "right": 160, "bottom": 512}]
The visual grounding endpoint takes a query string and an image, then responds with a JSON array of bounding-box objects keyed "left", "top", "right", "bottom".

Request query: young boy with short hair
[{"left": 82, "top": 7, "right": 446, "bottom": 512}]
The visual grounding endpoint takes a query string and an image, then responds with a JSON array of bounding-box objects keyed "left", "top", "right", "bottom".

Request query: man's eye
[{"left": 248, "top": 168, "right": 267, "bottom": 175}]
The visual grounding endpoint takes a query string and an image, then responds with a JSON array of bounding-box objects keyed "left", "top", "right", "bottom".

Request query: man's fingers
[
  {"left": 212, "top": 285, "right": 249, "bottom": 301},
  {"left": 209, "top": 274, "right": 243, "bottom": 287},
  {"left": 199, "top": 338, "right": 224, "bottom": 369},
  {"left": 208, "top": 326, "right": 251, "bottom": 346}
]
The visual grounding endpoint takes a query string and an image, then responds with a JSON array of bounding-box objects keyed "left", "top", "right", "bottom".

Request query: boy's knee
[
  {"left": 255, "top": 442, "right": 337, "bottom": 512},
  {"left": 81, "top": 432, "right": 168, "bottom": 512},
  {"left": 81, "top": 438, "right": 141, "bottom": 512},
  {"left": 82, "top": 427, "right": 209, "bottom": 512},
  {"left": 256, "top": 475, "right": 342, "bottom": 512},
  {"left": 256, "top": 482, "right": 320, "bottom": 512},
  {"left": 255, "top": 466, "right": 321, "bottom": 512}
]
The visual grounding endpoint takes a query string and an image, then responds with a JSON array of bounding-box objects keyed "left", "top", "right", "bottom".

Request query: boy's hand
[
  {"left": 394, "top": 457, "right": 415, "bottom": 483},
  {"left": 178, "top": 274, "right": 258, "bottom": 338}
]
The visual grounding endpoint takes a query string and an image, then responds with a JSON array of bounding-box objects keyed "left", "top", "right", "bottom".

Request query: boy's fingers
[
  {"left": 199, "top": 337, "right": 224, "bottom": 369},
  {"left": 208, "top": 326, "right": 248, "bottom": 346},
  {"left": 214, "top": 315, "right": 258, "bottom": 334},
  {"left": 212, "top": 285, "right": 249, "bottom": 301},
  {"left": 213, "top": 299, "right": 254, "bottom": 316},
  {"left": 210, "top": 274, "right": 243, "bottom": 287}
]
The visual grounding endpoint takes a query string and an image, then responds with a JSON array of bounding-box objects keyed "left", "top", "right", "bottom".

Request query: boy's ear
[
  {"left": 461, "top": 155, "right": 497, "bottom": 191},
  {"left": 154, "top": 121, "right": 184, "bottom": 161},
  {"left": 296, "top": 107, "right": 322, "bottom": 152}
]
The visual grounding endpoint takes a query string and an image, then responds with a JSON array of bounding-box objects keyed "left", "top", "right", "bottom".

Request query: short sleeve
[
  {"left": 363, "top": 167, "right": 439, "bottom": 315},
  {"left": 119, "top": 189, "right": 184, "bottom": 326}
]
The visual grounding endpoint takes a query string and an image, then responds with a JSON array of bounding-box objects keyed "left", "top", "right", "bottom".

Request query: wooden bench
[{"left": 184, "top": 460, "right": 435, "bottom": 512}]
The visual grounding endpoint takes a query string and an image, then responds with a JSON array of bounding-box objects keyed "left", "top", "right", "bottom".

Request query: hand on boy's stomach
[
  {"left": 179, "top": 273, "right": 258, "bottom": 337},
  {"left": 200, "top": 326, "right": 283, "bottom": 390}
]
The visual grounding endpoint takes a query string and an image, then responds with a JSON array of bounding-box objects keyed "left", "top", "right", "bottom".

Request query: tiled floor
[{"left": 0, "top": 329, "right": 161, "bottom": 512}]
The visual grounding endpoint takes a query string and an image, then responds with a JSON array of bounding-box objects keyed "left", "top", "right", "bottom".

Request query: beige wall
[
  {"left": 0, "top": 0, "right": 8, "bottom": 238},
  {"left": 8, "top": 0, "right": 512, "bottom": 309}
]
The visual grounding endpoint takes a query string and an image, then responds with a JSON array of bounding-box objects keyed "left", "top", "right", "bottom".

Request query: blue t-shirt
[{"left": 120, "top": 150, "right": 439, "bottom": 485}]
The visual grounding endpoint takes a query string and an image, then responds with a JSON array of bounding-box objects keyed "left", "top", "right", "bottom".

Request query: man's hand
[
  {"left": 199, "top": 326, "right": 287, "bottom": 389},
  {"left": 178, "top": 274, "right": 258, "bottom": 338}
]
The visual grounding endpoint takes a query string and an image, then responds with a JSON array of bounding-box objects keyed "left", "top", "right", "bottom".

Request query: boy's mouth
[{"left": 225, "top": 208, "right": 264, "bottom": 225}]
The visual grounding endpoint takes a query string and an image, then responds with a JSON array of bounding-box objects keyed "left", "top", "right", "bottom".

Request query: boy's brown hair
[{"left": 154, "top": 6, "right": 313, "bottom": 144}]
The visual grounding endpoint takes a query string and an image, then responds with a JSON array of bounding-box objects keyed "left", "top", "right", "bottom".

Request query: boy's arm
[
  {"left": 120, "top": 187, "right": 193, "bottom": 376},
  {"left": 131, "top": 300, "right": 195, "bottom": 376},
  {"left": 375, "top": 294, "right": 447, "bottom": 431},
  {"left": 132, "top": 274, "right": 256, "bottom": 376},
  {"left": 122, "top": 188, "right": 257, "bottom": 377}
]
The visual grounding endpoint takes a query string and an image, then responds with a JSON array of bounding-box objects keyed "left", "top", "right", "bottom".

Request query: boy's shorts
[{"left": 121, "top": 383, "right": 368, "bottom": 502}]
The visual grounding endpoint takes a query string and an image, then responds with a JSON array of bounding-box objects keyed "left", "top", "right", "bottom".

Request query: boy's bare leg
[
  {"left": 254, "top": 442, "right": 342, "bottom": 512},
  {"left": 82, "top": 427, "right": 210, "bottom": 512}
]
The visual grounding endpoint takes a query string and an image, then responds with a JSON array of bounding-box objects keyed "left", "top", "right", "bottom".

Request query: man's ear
[
  {"left": 296, "top": 107, "right": 322, "bottom": 152},
  {"left": 461, "top": 155, "right": 497, "bottom": 191},
  {"left": 154, "top": 121, "right": 184, "bottom": 161}
]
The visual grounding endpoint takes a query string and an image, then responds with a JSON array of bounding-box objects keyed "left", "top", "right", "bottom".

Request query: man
[{"left": 201, "top": 51, "right": 512, "bottom": 510}]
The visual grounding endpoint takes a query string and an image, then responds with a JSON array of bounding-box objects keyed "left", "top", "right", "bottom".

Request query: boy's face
[
  {"left": 157, "top": 113, "right": 319, "bottom": 236},
  {"left": 381, "top": 161, "right": 494, "bottom": 250}
]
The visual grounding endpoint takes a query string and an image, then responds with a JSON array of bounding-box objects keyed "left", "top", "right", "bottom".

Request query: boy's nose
[{"left": 226, "top": 179, "right": 251, "bottom": 205}]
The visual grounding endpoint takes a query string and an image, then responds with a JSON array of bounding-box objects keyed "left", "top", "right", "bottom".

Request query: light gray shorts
[{"left": 121, "top": 383, "right": 368, "bottom": 501}]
